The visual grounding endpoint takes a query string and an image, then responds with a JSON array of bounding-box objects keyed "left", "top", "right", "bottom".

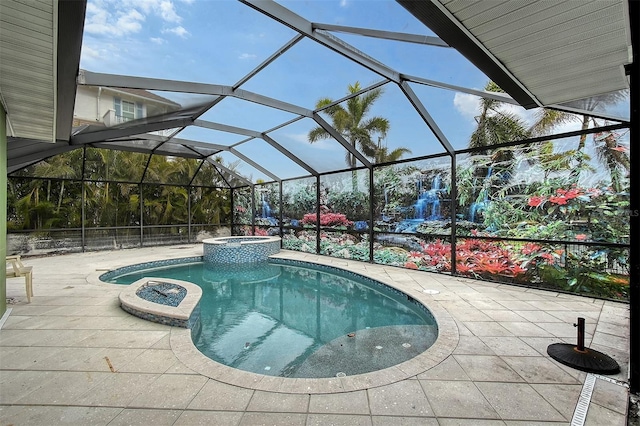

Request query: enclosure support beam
[
  {"left": 450, "top": 154, "right": 457, "bottom": 275},
  {"left": 278, "top": 181, "right": 284, "bottom": 241},
  {"left": 316, "top": 175, "right": 321, "bottom": 254},
  {"left": 313, "top": 113, "right": 373, "bottom": 170},
  {"left": 399, "top": 81, "right": 455, "bottom": 156},
  {"left": 261, "top": 134, "right": 318, "bottom": 176},
  {"left": 628, "top": 0, "right": 638, "bottom": 394},
  {"left": 0, "top": 106, "right": 7, "bottom": 316},
  {"left": 369, "top": 168, "right": 375, "bottom": 264},
  {"left": 311, "top": 23, "right": 449, "bottom": 47}
]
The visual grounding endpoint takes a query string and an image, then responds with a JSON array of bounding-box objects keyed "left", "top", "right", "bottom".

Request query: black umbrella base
[{"left": 547, "top": 343, "right": 620, "bottom": 374}]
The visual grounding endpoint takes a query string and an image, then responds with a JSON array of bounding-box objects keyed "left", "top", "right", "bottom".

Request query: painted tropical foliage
[{"left": 7, "top": 82, "right": 630, "bottom": 300}]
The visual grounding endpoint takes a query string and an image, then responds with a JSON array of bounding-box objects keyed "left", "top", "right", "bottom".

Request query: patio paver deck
[{"left": 1, "top": 245, "right": 630, "bottom": 425}]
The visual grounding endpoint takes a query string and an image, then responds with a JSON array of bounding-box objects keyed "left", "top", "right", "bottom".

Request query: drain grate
[{"left": 571, "top": 373, "right": 596, "bottom": 426}]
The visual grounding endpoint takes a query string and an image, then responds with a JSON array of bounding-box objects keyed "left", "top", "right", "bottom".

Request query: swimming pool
[{"left": 103, "top": 258, "right": 438, "bottom": 378}]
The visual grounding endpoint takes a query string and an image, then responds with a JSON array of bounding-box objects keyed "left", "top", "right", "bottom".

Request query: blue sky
[{"left": 79, "top": 0, "right": 621, "bottom": 183}]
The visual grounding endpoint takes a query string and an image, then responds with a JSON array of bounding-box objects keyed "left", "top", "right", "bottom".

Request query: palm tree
[
  {"left": 463, "top": 81, "right": 531, "bottom": 211},
  {"left": 530, "top": 91, "right": 630, "bottom": 187},
  {"left": 308, "top": 82, "right": 396, "bottom": 167}
]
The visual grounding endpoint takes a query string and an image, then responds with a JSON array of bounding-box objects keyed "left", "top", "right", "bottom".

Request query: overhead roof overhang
[
  {"left": 398, "top": 0, "right": 633, "bottom": 109},
  {"left": 0, "top": 0, "right": 85, "bottom": 142}
]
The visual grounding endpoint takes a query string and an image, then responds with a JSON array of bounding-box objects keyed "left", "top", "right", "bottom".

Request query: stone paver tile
[
  {"left": 523, "top": 301, "right": 568, "bottom": 312},
  {"left": 248, "top": 390, "right": 309, "bottom": 413},
  {"left": 498, "top": 322, "right": 552, "bottom": 337},
  {"left": 367, "top": 379, "right": 433, "bottom": 416},
  {"left": 530, "top": 383, "right": 581, "bottom": 420},
  {"left": 549, "top": 310, "right": 600, "bottom": 323},
  {"left": 0, "top": 371, "right": 62, "bottom": 403},
  {"left": 238, "top": 412, "right": 306, "bottom": 425},
  {"left": 467, "top": 300, "right": 509, "bottom": 311},
  {"left": 447, "top": 308, "right": 493, "bottom": 322},
  {"left": 306, "top": 414, "right": 372, "bottom": 426},
  {"left": 475, "top": 382, "right": 565, "bottom": 421},
  {"left": 174, "top": 410, "right": 243, "bottom": 426},
  {"left": 479, "top": 337, "right": 540, "bottom": 356},
  {"left": 512, "top": 310, "right": 562, "bottom": 323},
  {"left": 503, "top": 422, "right": 568, "bottom": 426},
  {"left": 455, "top": 320, "right": 473, "bottom": 336},
  {"left": 437, "top": 420, "right": 506, "bottom": 426},
  {"left": 453, "top": 355, "right": 524, "bottom": 382},
  {"left": 501, "top": 357, "right": 580, "bottom": 384},
  {"left": 107, "top": 408, "right": 182, "bottom": 425},
  {"left": 15, "top": 371, "right": 111, "bottom": 405},
  {"left": 165, "top": 360, "right": 198, "bottom": 375},
  {"left": 372, "top": 416, "right": 438, "bottom": 425},
  {"left": 75, "top": 372, "right": 161, "bottom": 407},
  {"left": 596, "top": 321, "right": 629, "bottom": 339},
  {"left": 591, "top": 331, "right": 629, "bottom": 352},
  {"left": 128, "top": 374, "right": 208, "bottom": 409},
  {"left": 453, "top": 336, "right": 496, "bottom": 355},
  {"left": 481, "top": 310, "right": 526, "bottom": 322},
  {"left": 308, "top": 390, "right": 368, "bottom": 414},
  {"left": 188, "top": 379, "right": 254, "bottom": 411},
  {"left": 584, "top": 403, "right": 626, "bottom": 426},
  {"left": 463, "top": 322, "right": 513, "bottom": 337},
  {"left": 0, "top": 345, "right": 68, "bottom": 370},
  {"left": 420, "top": 380, "right": 498, "bottom": 419},
  {"left": 0, "top": 405, "right": 120, "bottom": 425},
  {"left": 118, "top": 348, "right": 180, "bottom": 373},
  {"left": 0, "top": 328, "right": 98, "bottom": 347},
  {"left": 495, "top": 300, "right": 537, "bottom": 311},
  {"left": 67, "top": 347, "right": 146, "bottom": 372},
  {"left": 75, "top": 330, "right": 169, "bottom": 348},
  {"left": 151, "top": 334, "right": 172, "bottom": 349},
  {"left": 590, "top": 378, "right": 628, "bottom": 415},
  {"left": 538, "top": 322, "right": 594, "bottom": 338},
  {"left": 520, "top": 337, "right": 568, "bottom": 356},
  {"left": 554, "top": 301, "right": 603, "bottom": 312},
  {"left": 416, "top": 356, "right": 469, "bottom": 381}
]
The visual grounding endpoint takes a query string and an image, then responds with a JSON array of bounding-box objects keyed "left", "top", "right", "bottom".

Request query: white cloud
[
  {"left": 163, "top": 26, "right": 190, "bottom": 38},
  {"left": 238, "top": 53, "right": 257, "bottom": 60},
  {"left": 288, "top": 133, "right": 340, "bottom": 151},
  {"left": 81, "top": 44, "right": 101, "bottom": 60},
  {"left": 453, "top": 92, "right": 480, "bottom": 122},
  {"left": 159, "top": 0, "right": 181, "bottom": 23},
  {"left": 85, "top": 0, "right": 189, "bottom": 38},
  {"left": 340, "top": 0, "right": 348, "bottom": 7},
  {"left": 150, "top": 37, "right": 166, "bottom": 44}
]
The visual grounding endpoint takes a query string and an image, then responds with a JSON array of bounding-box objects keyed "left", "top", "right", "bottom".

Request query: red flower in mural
[
  {"left": 528, "top": 196, "right": 546, "bottom": 207},
  {"left": 575, "top": 234, "right": 587, "bottom": 241},
  {"left": 540, "top": 252, "right": 555, "bottom": 264},
  {"left": 404, "top": 261, "right": 419, "bottom": 270},
  {"left": 548, "top": 195, "right": 568, "bottom": 205},
  {"left": 456, "top": 263, "right": 474, "bottom": 274},
  {"left": 521, "top": 242, "right": 542, "bottom": 255}
]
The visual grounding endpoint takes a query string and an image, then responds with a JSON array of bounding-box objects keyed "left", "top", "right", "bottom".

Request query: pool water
[{"left": 106, "top": 260, "right": 438, "bottom": 378}]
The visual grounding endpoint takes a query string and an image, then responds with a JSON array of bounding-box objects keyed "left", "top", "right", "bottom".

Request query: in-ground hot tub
[{"left": 203, "top": 236, "right": 281, "bottom": 265}]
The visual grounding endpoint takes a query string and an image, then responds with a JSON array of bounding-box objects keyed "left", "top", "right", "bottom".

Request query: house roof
[{"left": 2, "top": 0, "right": 634, "bottom": 179}]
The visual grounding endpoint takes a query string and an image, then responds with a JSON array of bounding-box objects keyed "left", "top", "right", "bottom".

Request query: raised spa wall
[{"left": 203, "top": 236, "right": 281, "bottom": 264}]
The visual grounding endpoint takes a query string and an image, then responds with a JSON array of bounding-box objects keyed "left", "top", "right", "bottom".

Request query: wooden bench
[{"left": 6, "top": 255, "right": 33, "bottom": 303}]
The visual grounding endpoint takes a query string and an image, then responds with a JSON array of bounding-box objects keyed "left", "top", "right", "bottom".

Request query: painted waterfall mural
[{"left": 278, "top": 129, "right": 630, "bottom": 300}]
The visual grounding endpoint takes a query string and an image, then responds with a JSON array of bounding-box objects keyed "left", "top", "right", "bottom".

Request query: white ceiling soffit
[
  {"left": 398, "top": 0, "right": 632, "bottom": 109},
  {"left": 0, "top": 0, "right": 57, "bottom": 141},
  {"left": 1, "top": 0, "right": 85, "bottom": 143}
]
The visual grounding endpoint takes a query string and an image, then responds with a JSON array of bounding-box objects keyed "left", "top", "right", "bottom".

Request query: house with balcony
[{"left": 73, "top": 73, "right": 180, "bottom": 131}]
